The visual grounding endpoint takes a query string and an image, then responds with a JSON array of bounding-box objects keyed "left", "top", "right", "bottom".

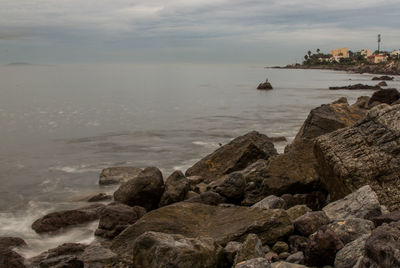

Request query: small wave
[
  {"left": 192, "top": 141, "right": 219, "bottom": 148},
  {"left": 49, "top": 165, "right": 99, "bottom": 174}
]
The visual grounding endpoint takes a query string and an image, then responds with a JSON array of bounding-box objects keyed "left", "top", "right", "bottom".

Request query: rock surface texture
[
  {"left": 99, "top": 166, "right": 142, "bottom": 185},
  {"left": 315, "top": 104, "right": 400, "bottom": 210},
  {"left": 159, "top": 170, "right": 190, "bottom": 207}
]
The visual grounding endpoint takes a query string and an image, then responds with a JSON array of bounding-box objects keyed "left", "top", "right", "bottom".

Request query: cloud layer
[{"left": 0, "top": 0, "right": 398, "bottom": 64}]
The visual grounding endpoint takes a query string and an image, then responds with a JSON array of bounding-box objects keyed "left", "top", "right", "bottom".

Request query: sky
[{"left": 0, "top": 0, "right": 399, "bottom": 65}]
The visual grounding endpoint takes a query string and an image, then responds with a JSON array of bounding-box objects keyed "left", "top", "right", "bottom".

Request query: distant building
[
  {"left": 360, "top": 49, "right": 372, "bottom": 58},
  {"left": 367, "top": 53, "right": 388, "bottom": 64},
  {"left": 390, "top": 50, "right": 400, "bottom": 58},
  {"left": 330, "top": 47, "right": 349, "bottom": 62}
]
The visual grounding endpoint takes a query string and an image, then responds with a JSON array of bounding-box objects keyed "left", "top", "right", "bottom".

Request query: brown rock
[
  {"left": 293, "top": 211, "right": 330, "bottom": 237},
  {"left": 159, "top": 170, "right": 190, "bottom": 207},
  {"left": 99, "top": 166, "right": 142, "bottom": 185}
]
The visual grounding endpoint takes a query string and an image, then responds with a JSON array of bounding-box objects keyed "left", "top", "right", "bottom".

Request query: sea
[{"left": 0, "top": 63, "right": 399, "bottom": 257}]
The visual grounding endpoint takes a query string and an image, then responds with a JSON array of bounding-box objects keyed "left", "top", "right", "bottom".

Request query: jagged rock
[
  {"left": 326, "top": 218, "right": 374, "bottom": 245},
  {"left": 215, "top": 172, "right": 246, "bottom": 203},
  {"left": 95, "top": 202, "right": 146, "bottom": 239},
  {"left": 224, "top": 241, "right": 242, "bottom": 265},
  {"left": 371, "top": 210, "right": 400, "bottom": 227},
  {"left": 288, "top": 236, "right": 309, "bottom": 254},
  {"left": 368, "top": 88, "right": 400, "bottom": 105},
  {"left": 329, "top": 84, "right": 381, "bottom": 90},
  {"left": 271, "top": 262, "right": 308, "bottom": 268},
  {"left": 0, "top": 237, "right": 27, "bottom": 249},
  {"left": 31, "top": 204, "right": 104, "bottom": 233},
  {"left": 372, "top": 75, "right": 394, "bottom": 81},
  {"left": 286, "top": 205, "right": 312, "bottom": 221},
  {"left": 87, "top": 192, "right": 112, "bottom": 202},
  {"left": 185, "top": 191, "right": 227, "bottom": 205},
  {"left": 99, "top": 166, "right": 142, "bottom": 185},
  {"left": 252, "top": 195, "right": 286, "bottom": 210},
  {"left": 304, "top": 226, "right": 344, "bottom": 267},
  {"left": 113, "top": 167, "right": 164, "bottom": 210},
  {"left": 257, "top": 79, "right": 273, "bottom": 90},
  {"left": 234, "top": 234, "right": 264, "bottom": 266},
  {"left": 286, "top": 251, "right": 304, "bottom": 264},
  {"left": 235, "top": 258, "right": 271, "bottom": 268},
  {"left": 334, "top": 234, "right": 369, "bottom": 268},
  {"left": 272, "top": 241, "right": 289, "bottom": 254},
  {"left": 0, "top": 248, "right": 26, "bottom": 268},
  {"left": 314, "top": 104, "right": 400, "bottom": 211},
  {"left": 359, "top": 221, "right": 400, "bottom": 268},
  {"left": 322, "top": 185, "right": 382, "bottom": 221},
  {"left": 293, "top": 211, "right": 330, "bottom": 237},
  {"left": 281, "top": 191, "right": 327, "bottom": 211},
  {"left": 294, "top": 98, "right": 365, "bottom": 141},
  {"left": 111, "top": 202, "right": 293, "bottom": 264},
  {"left": 159, "top": 170, "right": 190, "bottom": 207},
  {"left": 185, "top": 131, "right": 277, "bottom": 183},
  {"left": 351, "top": 96, "right": 370, "bottom": 109},
  {"left": 79, "top": 243, "right": 119, "bottom": 267},
  {"left": 131, "top": 231, "right": 223, "bottom": 268}
]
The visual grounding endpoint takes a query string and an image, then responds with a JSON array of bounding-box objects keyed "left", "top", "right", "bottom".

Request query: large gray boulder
[
  {"left": 111, "top": 202, "right": 293, "bottom": 264},
  {"left": 99, "top": 166, "right": 142, "bottom": 185},
  {"left": 113, "top": 167, "right": 164, "bottom": 210},
  {"left": 322, "top": 185, "right": 382, "bottom": 221},
  {"left": 334, "top": 234, "right": 369, "bottom": 268},
  {"left": 159, "top": 170, "right": 190, "bottom": 207},
  {"left": 185, "top": 131, "right": 277, "bottom": 183},
  {"left": 314, "top": 104, "right": 400, "bottom": 211},
  {"left": 131, "top": 231, "right": 223, "bottom": 268}
]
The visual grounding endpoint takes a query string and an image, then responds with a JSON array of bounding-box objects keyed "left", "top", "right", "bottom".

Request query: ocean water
[{"left": 0, "top": 63, "right": 399, "bottom": 257}]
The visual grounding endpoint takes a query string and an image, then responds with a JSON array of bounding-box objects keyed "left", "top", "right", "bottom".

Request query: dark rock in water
[
  {"left": 314, "top": 104, "right": 400, "bottom": 211},
  {"left": 87, "top": 192, "right": 112, "bottom": 202},
  {"left": 224, "top": 241, "right": 242, "bottom": 266},
  {"left": 286, "top": 205, "right": 312, "bottom": 221},
  {"left": 281, "top": 191, "right": 327, "bottom": 211},
  {"left": 233, "top": 234, "right": 264, "bottom": 266},
  {"left": 215, "top": 172, "right": 246, "bottom": 203},
  {"left": 376, "top": 81, "right": 388, "bottom": 87},
  {"left": 304, "top": 226, "right": 344, "bottom": 267},
  {"left": 252, "top": 195, "right": 286, "bottom": 210},
  {"left": 0, "top": 248, "right": 26, "bottom": 268},
  {"left": 99, "top": 166, "right": 142, "bottom": 185},
  {"left": 185, "top": 131, "right": 277, "bottom": 183},
  {"left": 111, "top": 202, "right": 293, "bottom": 264},
  {"left": 368, "top": 88, "right": 400, "bottom": 105},
  {"left": 235, "top": 257, "right": 272, "bottom": 268},
  {"left": 329, "top": 83, "right": 381, "bottom": 90},
  {"left": 327, "top": 218, "right": 374, "bottom": 245},
  {"left": 159, "top": 170, "right": 190, "bottom": 207},
  {"left": 113, "top": 167, "right": 164, "bottom": 210},
  {"left": 294, "top": 98, "right": 365, "bottom": 141},
  {"left": 0, "top": 237, "right": 27, "bottom": 249},
  {"left": 95, "top": 202, "right": 146, "bottom": 239},
  {"left": 293, "top": 211, "right": 330, "bottom": 237},
  {"left": 371, "top": 210, "right": 400, "bottom": 227},
  {"left": 322, "top": 185, "right": 382, "bottom": 221},
  {"left": 334, "top": 234, "right": 369, "bottom": 268},
  {"left": 131, "top": 231, "right": 223, "bottom": 268},
  {"left": 257, "top": 79, "right": 273, "bottom": 90},
  {"left": 360, "top": 221, "right": 400, "bottom": 268},
  {"left": 372, "top": 75, "right": 394, "bottom": 81},
  {"left": 185, "top": 191, "right": 227, "bottom": 205},
  {"left": 31, "top": 204, "right": 105, "bottom": 234},
  {"left": 288, "top": 235, "right": 309, "bottom": 254}
]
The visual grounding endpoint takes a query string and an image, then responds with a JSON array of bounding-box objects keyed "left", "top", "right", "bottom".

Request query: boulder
[
  {"left": 224, "top": 241, "right": 242, "bottom": 265},
  {"left": 87, "top": 192, "right": 112, "bottom": 202},
  {"left": 235, "top": 258, "right": 271, "bottom": 268},
  {"left": 359, "top": 221, "right": 400, "bottom": 268},
  {"left": 257, "top": 79, "right": 273, "bottom": 90},
  {"left": 334, "top": 234, "right": 369, "bottom": 268},
  {"left": 329, "top": 84, "right": 381, "bottom": 90},
  {"left": 314, "top": 104, "right": 400, "bottom": 211},
  {"left": 131, "top": 231, "right": 223, "bottom": 268},
  {"left": 31, "top": 204, "right": 104, "bottom": 234},
  {"left": 368, "top": 88, "right": 400, "bottom": 105},
  {"left": 111, "top": 202, "right": 293, "bottom": 264},
  {"left": 322, "top": 185, "right": 382, "bottom": 221},
  {"left": 113, "top": 167, "right": 164, "bottom": 210},
  {"left": 293, "top": 211, "right": 330, "bottom": 237},
  {"left": 99, "top": 166, "right": 142, "bottom": 185},
  {"left": 371, "top": 210, "right": 400, "bottom": 227},
  {"left": 286, "top": 251, "right": 304, "bottom": 264},
  {"left": 281, "top": 191, "right": 327, "bottom": 211},
  {"left": 185, "top": 131, "right": 277, "bottom": 183},
  {"left": 351, "top": 96, "right": 370, "bottom": 110},
  {"left": 0, "top": 237, "right": 27, "bottom": 249},
  {"left": 376, "top": 81, "right": 388, "bottom": 87},
  {"left": 272, "top": 241, "right": 289, "bottom": 255},
  {"left": 304, "top": 226, "right": 344, "bottom": 267},
  {"left": 326, "top": 218, "right": 374, "bottom": 245},
  {"left": 294, "top": 98, "right": 365, "bottom": 141},
  {"left": 252, "top": 195, "right": 286, "bottom": 210},
  {"left": 234, "top": 234, "right": 264, "bottom": 266},
  {"left": 286, "top": 205, "right": 312, "bottom": 221},
  {"left": 95, "top": 202, "right": 146, "bottom": 239},
  {"left": 0, "top": 248, "right": 26, "bottom": 268},
  {"left": 215, "top": 172, "right": 246, "bottom": 203},
  {"left": 159, "top": 170, "right": 190, "bottom": 207},
  {"left": 185, "top": 191, "right": 227, "bottom": 206},
  {"left": 372, "top": 75, "right": 394, "bottom": 81},
  {"left": 279, "top": 252, "right": 290, "bottom": 260}
]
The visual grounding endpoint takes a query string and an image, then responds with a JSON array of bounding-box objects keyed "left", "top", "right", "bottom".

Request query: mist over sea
[{"left": 1, "top": 63, "right": 399, "bottom": 256}]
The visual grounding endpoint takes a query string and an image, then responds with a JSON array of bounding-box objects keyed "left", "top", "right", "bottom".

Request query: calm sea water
[{"left": 0, "top": 63, "right": 399, "bottom": 256}]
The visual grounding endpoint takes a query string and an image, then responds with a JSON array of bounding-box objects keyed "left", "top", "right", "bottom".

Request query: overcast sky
[{"left": 0, "top": 0, "right": 399, "bottom": 64}]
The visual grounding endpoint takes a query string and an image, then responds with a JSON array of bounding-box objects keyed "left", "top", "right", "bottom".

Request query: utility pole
[{"left": 377, "top": 34, "right": 381, "bottom": 53}]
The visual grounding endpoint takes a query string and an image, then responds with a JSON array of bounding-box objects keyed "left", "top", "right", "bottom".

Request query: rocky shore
[{"left": 2, "top": 88, "right": 400, "bottom": 268}]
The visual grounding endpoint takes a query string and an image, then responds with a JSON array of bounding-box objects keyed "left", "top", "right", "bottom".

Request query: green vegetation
[{"left": 301, "top": 49, "right": 368, "bottom": 66}]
